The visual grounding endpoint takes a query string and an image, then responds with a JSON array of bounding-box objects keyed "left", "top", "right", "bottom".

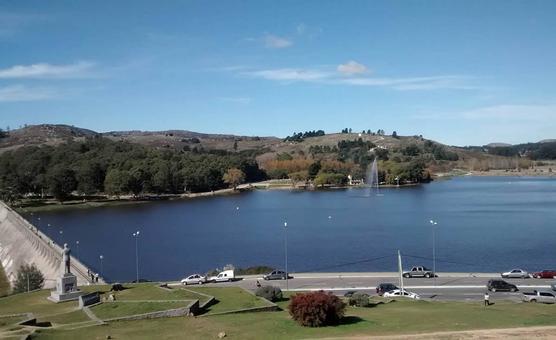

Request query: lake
[{"left": 27, "top": 176, "right": 556, "bottom": 282}]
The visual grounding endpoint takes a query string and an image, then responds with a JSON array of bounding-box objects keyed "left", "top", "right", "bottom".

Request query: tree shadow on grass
[{"left": 339, "top": 316, "right": 364, "bottom": 325}]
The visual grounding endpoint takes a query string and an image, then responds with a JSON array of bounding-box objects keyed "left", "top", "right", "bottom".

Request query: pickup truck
[
  {"left": 402, "top": 266, "right": 435, "bottom": 278},
  {"left": 522, "top": 290, "right": 556, "bottom": 304}
]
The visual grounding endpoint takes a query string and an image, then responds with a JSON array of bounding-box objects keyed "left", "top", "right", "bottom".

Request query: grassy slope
[
  {"left": 81, "top": 283, "right": 209, "bottom": 302},
  {"left": 31, "top": 298, "right": 556, "bottom": 340},
  {"left": 187, "top": 287, "right": 269, "bottom": 314},
  {"left": 90, "top": 301, "right": 186, "bottom": 320}
]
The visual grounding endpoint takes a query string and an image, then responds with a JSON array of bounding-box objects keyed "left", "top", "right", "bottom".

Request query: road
[{"left": 176, "top": 272, "right": 556, "bottom": 302}]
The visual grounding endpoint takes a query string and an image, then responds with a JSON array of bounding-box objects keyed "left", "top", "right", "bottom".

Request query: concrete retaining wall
[{"left": 0, "top": 201, "right": 99, "bottom": 288}]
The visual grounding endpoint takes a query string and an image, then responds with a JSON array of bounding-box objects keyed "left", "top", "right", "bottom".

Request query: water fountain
[{"left": 366, "top": 157, "right": 382, "bottom": 196}]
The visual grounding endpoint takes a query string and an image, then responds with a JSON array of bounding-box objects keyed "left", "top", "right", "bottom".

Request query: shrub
[
  {"left": 348, "top": 292, "right": 370, "bottom": 307},
  {"left": 255, "top": 286, "right": 282, "bottom": 302},
  {"left": 288, "top": 291, "right": 346, "bottom": 327},
  {"left": 13, "top": 263, "right": 44, "bottom": 293}
]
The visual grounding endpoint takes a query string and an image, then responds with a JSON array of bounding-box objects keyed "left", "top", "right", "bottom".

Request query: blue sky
[{"left": 1, "top": 1, "right": 555, "bottom": 146}]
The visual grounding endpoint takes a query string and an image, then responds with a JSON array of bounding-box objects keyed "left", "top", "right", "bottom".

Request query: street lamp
[
  {"left": 75, "top": 240, "right": 80, "bottom": 257},
  {"left": 284, "top": 222, "right": 288, "bottom": 291},
  {"left": 99, "top": 255, "right": 104, "bottom": 277},
  {"left": 430, "top": 220, "right": 438, "bottom": 287},
  {"left": 132, "top": 231, "right": 140, "bottom": 283}
]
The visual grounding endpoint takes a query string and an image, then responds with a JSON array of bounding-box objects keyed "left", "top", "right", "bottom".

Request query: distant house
[{"left": 347, "top": 175, "right": 364, "bottom": 186}]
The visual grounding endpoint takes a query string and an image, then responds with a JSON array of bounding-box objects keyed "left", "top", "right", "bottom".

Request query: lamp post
[
  {"left": 75, "top": 240, "right": 80, "bottom": 257},
  {"left": 132, "top": 231, "right": 140, "bottom": 283},
  {"left": 430, "top": 220, "right": 438, "bottom": 287},
  {"left": 284, "top": 221, "right": 288, "bottom": 291},
  {"left": 99, "top": 255, "right": 104, "bottom": 277}
]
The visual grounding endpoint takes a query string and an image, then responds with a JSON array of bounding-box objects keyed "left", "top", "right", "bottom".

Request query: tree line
[
  {"left": 0, "top": 138, "right": 266, "bottom": 202},
  {"left": 284, "top": 130, "right": 326, "bottom": 142}
]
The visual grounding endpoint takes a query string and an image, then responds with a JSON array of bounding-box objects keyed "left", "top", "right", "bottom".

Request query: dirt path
[{"left": 314, "top": 325, "right": 556, "bottom": 339}]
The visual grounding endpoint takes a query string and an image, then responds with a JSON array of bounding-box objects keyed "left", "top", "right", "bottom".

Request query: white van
[{"left": 209, "top": 270, "right": 235, "bottom": 283}]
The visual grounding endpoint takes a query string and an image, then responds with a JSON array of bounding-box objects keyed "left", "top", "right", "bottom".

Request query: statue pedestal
[{"left": 48, "top": 273, "right": 83, "bottom": 303}]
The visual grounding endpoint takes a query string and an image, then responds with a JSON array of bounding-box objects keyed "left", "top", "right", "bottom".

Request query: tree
[
  {"left": 289, "top": 170, "right": 309, "bottom": 187},
  {"left": 47, "top": 166, "right": 77, "bottom": 202},
  {"left": 104, "top": 169, "right": 131, "bottom": 196},
  {"left": 13, "top": 263, "right": 44, "bottom": 293},
  {"left": 76, "top": 162, "right": 105, "bottom": 195},
  {"left": 348, "top": 128, "right": 352, "bottom": 133},
  {"left": 392, "top": 131, "right": 398, "bottom": 139},
  {"left": 307, "top": 161, "right": 321, "bottom": 179},
  {"left": 223, "top": 168, "right": 245, "bottom": 189}
]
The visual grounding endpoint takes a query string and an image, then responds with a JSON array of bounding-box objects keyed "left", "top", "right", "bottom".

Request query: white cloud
[
  {"left": 296, "top": 23, "right": 306, "bottom": 35},
  {"left": 337, "top": 61, "right": 368, "bottom": 75},
  {"left": 244, "top": 68, "right": 330, "bottom": 81},
  {"left": 0, "top": 85, "right": 56, "bottom": 102},
  {"left": 263, "top": 35, "right": 292, "bottom": 49},
  {"left": 218, "top": 96, "right": 252, "bottom": 104},
  {"left": 242, "top": 66, "right": 475, "bottom": 91},
  {"left": 0, "top": 61, "right": 95, "bottom": 79}
]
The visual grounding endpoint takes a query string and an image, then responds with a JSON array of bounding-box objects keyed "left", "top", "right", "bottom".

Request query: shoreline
[{"left": 14, "top": 173, "right": 556, "bottom": 213}]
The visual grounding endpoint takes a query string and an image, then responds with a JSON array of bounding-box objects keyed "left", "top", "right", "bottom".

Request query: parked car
[
  {"left": 532, "top": 270, "right": 556, "bottom": 279},
  {"left": 487, "top": 279, "right": 518, "bottom": 292},
  {"left": 376, "top": 283, "right": 398, "bottom": 296},
  {"left": 402, "top": 266, "right": 435, "bottom": 278},
  {"left": 522, "top": 290, "right": 556, "bottom": 304},
  {"left": 208, "top": 270, "right": 235, "bottom": 283},
  {"left": 263, "top": 270, "right": 291, "bottom": 280},
  {"left": 181, "top": 274, "right": 206, "bottom": 285},
  {"left": 383, "top": 289, "right": 420, "bottom": 300},
  {"left": 501, "top": 269, "right": 530, "bottom": 279}
]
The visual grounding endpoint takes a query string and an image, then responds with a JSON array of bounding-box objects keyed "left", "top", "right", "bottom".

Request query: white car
[
  {"left": 383, "top": 289, "right": 421, "bottom": 300},
  {"left": 208, "top": 269, "right": 235, "bottom": 283},
  {"left": 501, "top": 269, "right": 530, "bottom": 279},
  {"left": 181, "top": 274, "right": 206, "bottom": 285}
]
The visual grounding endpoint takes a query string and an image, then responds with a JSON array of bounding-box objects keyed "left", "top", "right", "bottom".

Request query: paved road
[{"left": 175, "top": 272, "right": 556, "bottom": 302}]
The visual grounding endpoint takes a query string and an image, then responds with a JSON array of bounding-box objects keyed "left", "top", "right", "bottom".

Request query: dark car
[
  {"left": 376, "top": 283, "right": 399, "bottom": 296},
  {"left": 487, "top": 279, "right": 518, "bottom": 292},
  {"left": 263, "top": 270, "right": 291, "bottom": 280},
  {"left": 532, "top": 270, "right": 556, "bottom": 279}
]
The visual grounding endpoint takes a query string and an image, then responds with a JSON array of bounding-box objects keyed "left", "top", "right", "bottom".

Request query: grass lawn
[
  {"left": 90, "top": 301, "right": 187, "bottom": 320},
  {"left": 186, "top": 287, "right": 269, "bottom": 314},
  {"left": 81, "top": 283, "right": 207, "bottom": 302},
  {"left": 42, "top": 310, "right": 90, "bottom": 325},
  {"left": 30, "top": 297, "right": 556, "bottom": 340},
  {"left": 0, "top": 265, "right": 10, "bottom": 297},
  {"left": 0, "top": 290, "right": 79, "bottom": 319}
]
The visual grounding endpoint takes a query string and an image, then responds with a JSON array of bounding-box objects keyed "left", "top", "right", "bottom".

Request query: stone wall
[{"left": 0, "top": 201, "right": 99, "bottom": 288}]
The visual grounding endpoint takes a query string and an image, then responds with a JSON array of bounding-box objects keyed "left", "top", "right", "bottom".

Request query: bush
[
  {"left": 288, "top": 291, "right": 346, "bottom": 327},
  {"left": 13, "top": 263, "right": 44, "bottom": 293},
  {"left": 348, "top": 292, "right": 371, "bottom": 307},
  {"left": 255, "top": 286, "right": 282, "bottom": 302}
]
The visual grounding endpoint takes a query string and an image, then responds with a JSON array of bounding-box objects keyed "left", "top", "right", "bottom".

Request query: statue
[
  {"left": 61, "top": 243, "right": 71, "bottom": 274},
  {"left": 49, "top": 242, "right": 83, "bottom": 303}
]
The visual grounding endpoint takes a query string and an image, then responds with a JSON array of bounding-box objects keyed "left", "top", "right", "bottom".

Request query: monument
[{"left": 48, "top": 243, "right": 84, "bottom": 303}]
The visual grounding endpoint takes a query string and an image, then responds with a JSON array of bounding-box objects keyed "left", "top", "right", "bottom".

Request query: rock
[{"left": 218, "top": 331, "right": 226, "bottom": 338}]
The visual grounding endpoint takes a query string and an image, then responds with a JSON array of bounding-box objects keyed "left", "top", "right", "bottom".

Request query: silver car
[
  {"left": 501, "top": 269, "right": 529, "bottom": 279},
  {"left": 522, "top": 290, "right": 556, "bottom": 304}
]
